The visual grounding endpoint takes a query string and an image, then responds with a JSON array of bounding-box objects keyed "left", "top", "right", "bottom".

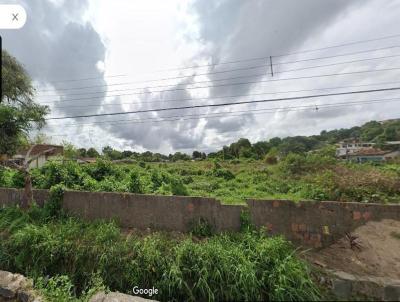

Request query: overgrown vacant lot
[
  {"left": 0, "top": 203, "right": 320, "bottom": 301},
  {"left": 1, "top": 151, "right": 400, "bottom": 204}
]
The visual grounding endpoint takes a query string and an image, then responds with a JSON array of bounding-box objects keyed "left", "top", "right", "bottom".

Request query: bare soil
[{"left": 308, "top": 219, "right": 400, "bottom": 280}]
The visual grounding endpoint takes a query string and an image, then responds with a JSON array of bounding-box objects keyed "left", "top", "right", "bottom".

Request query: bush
[
  {"left": 170, "top": 178, "right": 189, "bottom": 196},
  {"left": 0, "top": 206, "right": 320, "bottom": 301},
  {"left": 85, "top": 159, "right": 116, "bottom": 181},
  {"left": 127, "top": 171, "right": 144, "bottom": 194},
  {"left": 43, "top": 184, "right": 65, "bottom": 219},
  {"left": 189, "top": 217, "right": 214, "bottom": 237},
  {"left": 208, "top": 162, "right": 235, "bottom": 180},
  {"left": 11, "top": 170, "right": 25, "bottom": 188},
  {"left": 265, "top": 155, "right": 278, "bottom": 165},
  {"left": 279, "top": 153, "right": 336, "bottom": 176}
]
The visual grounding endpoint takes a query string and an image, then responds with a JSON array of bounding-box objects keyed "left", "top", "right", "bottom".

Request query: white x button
[{"left": 0, "top": 5, "right": 27, "bottom": 29}]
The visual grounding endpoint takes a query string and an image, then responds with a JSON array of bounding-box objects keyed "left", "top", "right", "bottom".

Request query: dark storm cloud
[
  {"left": 104, "top": 82, "right": 207, "bottom": 151},
  {"left": 0, "top": 0, "right": 106, "bottom": 117},
  {"left": 189, "top": 0, "right": 365, "bottom": 133},
  {"left": 100, "top": 0, "right": 367, "bottom": 151}
]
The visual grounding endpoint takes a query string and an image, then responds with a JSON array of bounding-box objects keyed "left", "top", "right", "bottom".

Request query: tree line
[{"left": 66, "top": 119, "right": 400, "bottom": 162}]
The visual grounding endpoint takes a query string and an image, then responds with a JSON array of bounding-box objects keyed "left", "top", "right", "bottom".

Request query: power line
[
  {"left": 36, "top": 52, "right": 400, "bottom": 93},
  {"left": 45, "top": 32, "right": 400, "bottom": 84},
  {"left": 36, "top": 44, "right": 400, "bottom": 87},
  {"left": 45, "top": 97, "right": 400, "bottom": 128},
  {"left": 273, "top": 33, "right": 400, "bottom": 57},
  {"left": 45, "top": 86, "right": 400, "bottom": 120},
  {"left": 275, "top": 45, "right": 400, "bottom": 65},
  {"left": 37, "top": 66, "right": 400, "bottom": 100},
  {"left": 48, "top": 80, "right": 400, "bottom": 110},
  {"left": 275, "top": 53, "right": 400, "bottom": 73}
]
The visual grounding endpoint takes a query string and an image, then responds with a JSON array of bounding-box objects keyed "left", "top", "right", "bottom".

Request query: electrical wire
[{"left": 45, "top": 86, "right": 400, "bottom": 120}]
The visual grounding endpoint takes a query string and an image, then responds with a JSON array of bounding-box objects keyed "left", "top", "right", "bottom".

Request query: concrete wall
[
  {"left": 0, "top": 188, "right": 49, "bottom": 207},
  {"left": 1, "top": 188, "right": 399, "bottom": 248},
  {"left": 62, "top": 190, "right": 244, "bottom": 232},
  {"left": 247, "top": 199, "right": 400, "bottom": 248}
]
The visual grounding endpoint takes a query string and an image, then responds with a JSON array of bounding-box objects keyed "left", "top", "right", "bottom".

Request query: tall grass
[
  {"left": 0, "top": 205, "right": 320, "bottom": 301},
  {"left": 1, "top": 157, "right": 399, "bottom": 204}
]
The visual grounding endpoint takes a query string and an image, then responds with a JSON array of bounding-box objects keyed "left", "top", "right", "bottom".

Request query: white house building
[{"left": 13, "top": 144, "right": 64, "bottom": 169}]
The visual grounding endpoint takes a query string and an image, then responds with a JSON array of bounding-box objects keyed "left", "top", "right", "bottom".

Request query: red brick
[
  {"left": 298, "top": 224, "right": 307, "bottom": 232},
  {"left": 363, "top": 211, "right": 371, "bottom": 220},
  {"left": 186, "top": 203, "right": 194, "bottom": 213},
  {"left": 353, "top": 211, "right": 362, "bottom": 220}
]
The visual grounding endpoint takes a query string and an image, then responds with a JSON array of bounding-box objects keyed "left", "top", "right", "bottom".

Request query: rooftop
[{"left": 15, "top": 144, "right": 64, "bottom": 157}]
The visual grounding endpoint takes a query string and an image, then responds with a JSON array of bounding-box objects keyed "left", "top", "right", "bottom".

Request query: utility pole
[{"left": 269, "top": 55, "right": 274, "bottom": 77}]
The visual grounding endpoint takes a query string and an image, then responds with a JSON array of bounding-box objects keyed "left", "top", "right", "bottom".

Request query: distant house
[
  {"left": 336, "top": 140, "right": 400, "bottom": 162},
  {"left": 346, "top": 148, "right": 400, "bottom": 163},
  {"left": 13, "top": 144, "right": 64, "bottom": 169},
  {"left": 335, "top": 140, "right": 375, "bottom": 158},
  {"left": 77, "top": 157, "right": 97, "bottom": 164}
]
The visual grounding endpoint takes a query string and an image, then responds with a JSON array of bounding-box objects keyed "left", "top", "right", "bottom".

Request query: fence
[{"left": 1, "top": 188, "right": 399, "bottom": 248}]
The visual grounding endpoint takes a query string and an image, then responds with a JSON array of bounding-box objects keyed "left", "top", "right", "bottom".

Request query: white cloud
[{"left": 2, "top": 0, "right": 400, "bottom": 153}]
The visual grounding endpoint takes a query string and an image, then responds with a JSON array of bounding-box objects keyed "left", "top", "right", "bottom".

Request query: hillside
[{"left": 71, "top": 119, "right": 400, "bottom": 162}]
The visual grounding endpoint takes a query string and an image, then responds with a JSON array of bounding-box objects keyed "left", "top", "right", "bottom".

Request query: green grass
[
  {"left": 1, "top": 155, "right": 399, "bottom": 204},
  {"left": 0, "top": 205, "right": 320, "bottom": 301}
]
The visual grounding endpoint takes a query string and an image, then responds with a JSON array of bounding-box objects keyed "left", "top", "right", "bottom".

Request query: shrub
[
  {"left": 127, "top": 171, "right": 144, "bottom": 194},
  {"left": 11, "top": 170, "right": 25, "bottom": 188},
  {"left": 0, "top": 206, "right": 320, "bottom": 301},
  {"left": 85, "top": 159, "right": 115, "bottom": 181},
  {"left": 43, "top": 184, "right": 65, "bottom": 219},
  {"left": 189, "top": 217, "right": 214, "bottom": 237},
  {"left": 208, "top": 162, "right": 235, "bottom": 180},
  {"left": 170, "top": 178, "right": 189, "bottom": 196},
  {"left": 240, "top": 209, "right": 255, "bottom": 232},
  {"left": 265, "top": 154, "right": 278, "bottom": 165}
]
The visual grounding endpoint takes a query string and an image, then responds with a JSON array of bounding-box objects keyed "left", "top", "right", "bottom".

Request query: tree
[
  {"left": 87, "top": 147, "right": 100, "bottom": 158},
  {"left": 5, "top": 145, "right": 55, "bottom": 208},
  {"left": 192, "top": 150, "right": 202, "bottom": 159},
  {"left": 31, "top": 132, "right": 51, "bottom": 144},
  {"left": 252, "top": 141, "right": 270, "bottom": 159},
  {"left": 0, "top": 50, "right": 49, "bottom": 208},
  {"left": 102, "top": 146, "right": 113, "bottom": 157},
  {"left": 62, "top": 141, "right": 79, "bottom": 159},
  {"left": 77, "top": 148, "right": 87, "bottom": 157}
]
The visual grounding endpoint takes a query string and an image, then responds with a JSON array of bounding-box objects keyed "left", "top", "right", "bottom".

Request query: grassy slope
[{"left": 1, "top": 156, "right": 400, "bottom": 204}]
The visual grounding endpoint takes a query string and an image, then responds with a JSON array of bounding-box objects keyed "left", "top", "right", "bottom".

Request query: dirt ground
[{"left": 307, "top": 219, "right": 400, "bottom": 280}]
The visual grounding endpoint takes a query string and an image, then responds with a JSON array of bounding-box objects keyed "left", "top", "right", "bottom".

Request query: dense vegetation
[
  {"left": 0, "top": 196, "right": 320, "bottom": 301},
  {"left": 1, "top": 146, "right": 399, "bottom": 204},
  {"left": 69, "top": 119, "right": 400, "bottom": 162},
  {"left": 1, "top": 50, "right": 48, "bottom": 155}
]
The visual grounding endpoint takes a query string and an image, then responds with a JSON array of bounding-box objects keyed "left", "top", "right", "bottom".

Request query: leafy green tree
[
  {"left": 121, "top": 150, "right": 133, "bottom": 158},
  {"left": 192, "top": 150, "right": 202, "bottom": 159},
  {"left": 1, "top": 51, "right": 48, "bottom": 151},
  {"left": 62, "top": 142, "right": 78, "bottom": 159},
  {"left": 77, "top": 148, "right": 87, "bottom": 157},
  {"left": 102, "top": 146, "right": 113, "bottom": 157},
  {"left": 0, "top": 50, "right": 49, "bottom": 207},
  {"left": 86, "top": 147, "right": 100, "bottom": 158},
  {"left": 252, "top": 141, "right": 270, "bottom": 159}
]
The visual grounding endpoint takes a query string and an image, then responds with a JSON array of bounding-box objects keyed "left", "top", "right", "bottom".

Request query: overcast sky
[{"left": 1, "top": 0, "right": 400, "bottom": 153}]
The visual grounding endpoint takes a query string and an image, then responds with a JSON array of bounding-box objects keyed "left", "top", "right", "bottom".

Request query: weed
[
  {"left": 189, "top": 217, "right": 214, "bottom": 237},
  {"left": 0, "top": 206, "right": 320, "bottom": 301}
]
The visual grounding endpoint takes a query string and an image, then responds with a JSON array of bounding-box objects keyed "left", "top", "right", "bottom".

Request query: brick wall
[
  {"left": 247, "top": 199, "right": 400, "bottom": 247},
  {"left": 1, "top": 188, "right": 399, "bottom": 248}
]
